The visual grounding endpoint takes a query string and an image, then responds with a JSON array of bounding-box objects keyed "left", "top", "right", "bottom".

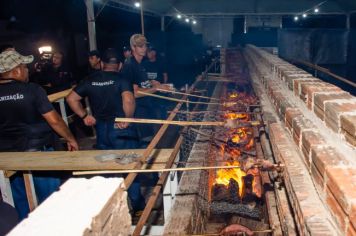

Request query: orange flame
[
  {"left": 224, "top": 113, "right": 248, "bottom": 120},
  {"left": 214, "top": 160, "right": 246, "bottom": 196},
  {"left": 229, "top": 92, "right": 238, "bottom": 98}
]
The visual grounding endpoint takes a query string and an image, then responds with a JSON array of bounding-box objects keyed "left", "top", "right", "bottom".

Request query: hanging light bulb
[
  {"left": 192, "top": 20, "right": 197, "bottom": 25},
  {"left": 185, "top": 18, "right": 190, "bottom": 23},
  {"left": 302, "top": 13, "right": 307, "bottom": 18},
  {"left": 134, "top": 2, "right": 140, "bottom": 8},
  {"left": 177, "top": 14, "right": 182, "bottom": 19},
  {"left": 314, "top": 8, "right": 319, "bottom": 13},
  {"left": 294, "top": 16, "right": 299, "bottom": 21}
]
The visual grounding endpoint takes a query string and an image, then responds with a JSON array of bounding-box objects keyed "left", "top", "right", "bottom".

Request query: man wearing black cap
[
  {"left": 0, "top": 50, "right": 78, "bottom": 220},
  {"left": 67, "top": 48, "right": 145, "bottom": 213},
  {"left": 88, "top": 50, "right": 102, "bottom": 73},
  {"left": 67, "top": 48, "right": 137, "bottom": 149}
]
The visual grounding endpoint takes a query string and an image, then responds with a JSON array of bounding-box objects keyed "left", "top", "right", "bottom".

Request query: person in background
[
  {"left": 143, "top": 45, "right": 168, "bottom": 84},
  {"left": 0, "top": 50, "right": 78, "bottom": 220},
  {"left": 122, "top": 46, "right": 132, "bottom": 63},
  {"left": 66, "top": 48, "right": 144, "bottom": 215},
  {"left": 121, "top": 34, "right": 171, "bottom": 147},
  {"left": 88, "top": 50, "right": 102, "bottom": 73},
  {"left": 35, "top": 51, "right": 73, "bottom": 94},
  {"left": 142, "top": 45, "right": 170, "bottom": 121}
]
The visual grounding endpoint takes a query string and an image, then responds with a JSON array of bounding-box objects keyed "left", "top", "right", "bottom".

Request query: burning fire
[
  {"left": 229, "top": 127, "right": 250, "bottom": 144},
  {"left": 224, "top": 112, "right": 249, "bottom": 121},
  {"left": 229, "top": 92, "right": 238, "bottom": 98},
  {"left": 214, "top": 160, "right": 246, "bottom": 196}
]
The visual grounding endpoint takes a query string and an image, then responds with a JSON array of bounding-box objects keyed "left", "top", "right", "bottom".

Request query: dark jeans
[
  {"left": 10, "top": 146, "right": 61, "bottom": 221},
  {"left": 95, "top": 120, "right": 145, "bottom": 211},
  {"left": 95, "top": 120, "right": 139, "bottom": 150}
]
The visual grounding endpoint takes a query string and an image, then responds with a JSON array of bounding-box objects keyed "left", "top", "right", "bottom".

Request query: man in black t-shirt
[
  {"left": 67, "top": 48, "right": 144, "bottom": 213},
  {"left": 67, "top": 48, "right": 137, "bottom": 150},
  {"left": 88, "top": 50, "right": 102, "bottom": 74},
  {"left": 143, "top": 45, "right": 168, "bottom": 84},
  {"left": 121, "top": 34, "right": 172, "bottom": 146},
  {"left": 0, "top": 50, "right": 78, "bottom": 220}
]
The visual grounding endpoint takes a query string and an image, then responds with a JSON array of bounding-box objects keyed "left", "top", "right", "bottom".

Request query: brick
[
  {"left": 292, "top": 116, "right": 315, "bottom": 147},
  {"left": 326, "top": 167, "right": 356, "bottom": 214},
  {"left": 341, "top": 115, "right": 356, "bottom": 147},
  {"left": 325, "top": 102, "right": 356, "bottom": 133},
  {"left": 311, "top": 146, "right": 348, "bottom": 179},
  {"left": 285, "top": 74, "right": 314, "bottom": 90},
  {"left": 314, "top": 91, "right": 352, "bottom": 110},
  {"left": 300, "top": 82, "right": 336, "bottom": 104},
  {"left": 302, "top": 84, "right": 342, "bottom": 110},
  {"left": 285, "top": 108, "right": 303, "bottom": 132},
  {"left": 326, "top": 188, "right": 348, "bottom": 234},
  {"left": 293, "top": 79, "right": 322, "bottom": 96},
  {"left": 301, "top": 131, "right": 325, "bottom": 169},
  {"left": 311, "top": 164, "right": 325, "bottom": 196}
]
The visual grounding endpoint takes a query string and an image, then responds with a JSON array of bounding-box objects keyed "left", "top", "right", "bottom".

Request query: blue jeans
[
  {"left": 95, "top": 120, "right": 145, "bottom": 211},
  {"left": 10, "top": 146, "right": 61, "bottom": 221},
  {"left": 95, "top": 120, "right": 139, "bottom": 150}
]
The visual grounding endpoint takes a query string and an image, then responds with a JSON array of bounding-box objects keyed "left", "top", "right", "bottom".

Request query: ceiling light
[
  {"left": 192, "top": 20, "right": 197, "bottom": 24},
  {"left": 294, "top": 16, "right": 299, "bottom": 21},
  {"left": 302, "top": 13, "right": 307, "bottom": 18},
  {"left": 134, "top": 2, "right": 140, "bottom": 8},
  {"left": 314, "top": 8, "right": 319, "bottom": 13},
  {"left": 185, "top": 18, "right": 190, "bottom": 23},
  {"left": 177, "top": 14, "right": 181, "bottom": 19}
]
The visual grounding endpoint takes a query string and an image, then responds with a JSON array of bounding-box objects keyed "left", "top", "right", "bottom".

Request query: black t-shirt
[
  {"left": 74, "top": 71, "right": 133, "bottom": 121},
  {"left": 42, "top": 65, "right": 73, "bottom": 94},
  {"left": 122, "top": 57, "right": 152, "bottom": 106},
  {"left": 0, "top": 81, "right": 54, "bottom": 151},
  {"left": 142, "top": 59, "right": 167, "bottom": 83}
]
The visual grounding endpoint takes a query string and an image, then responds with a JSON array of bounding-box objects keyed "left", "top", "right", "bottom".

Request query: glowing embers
[
  {"left": 226, "top": 127, "right": 252, "bottom": 148},
  {"left": 223, "top": 112, "right": 249, "bottom": 121}
]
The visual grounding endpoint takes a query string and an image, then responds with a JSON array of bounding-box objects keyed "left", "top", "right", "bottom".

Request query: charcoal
[
  {"left": 211, "top": 184, "right": 229, "bottom": 202},
  {"left": 228, "top": 178, "right": 240, "bottom": 203}
]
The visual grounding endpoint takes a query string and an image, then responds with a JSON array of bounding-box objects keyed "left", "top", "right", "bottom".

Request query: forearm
[
  {"left": 134, "top": 87, "right": 157, "bottom": 98},
  {"left": 123, "top": 100, "right": 135, "bottom": 118},
  {"left": 51, "top": 118, "right": 76, "bottom": 142},
  {"left": 43, "top": 111, "right": 76, "bottom": 142},
  {"left": 66, "top": 98, "right": 86, "bottom": 118}
]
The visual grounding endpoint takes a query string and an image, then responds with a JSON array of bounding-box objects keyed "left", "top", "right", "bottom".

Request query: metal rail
[{"left": 294, "top": 59, "right": 356, "bottom": 89}]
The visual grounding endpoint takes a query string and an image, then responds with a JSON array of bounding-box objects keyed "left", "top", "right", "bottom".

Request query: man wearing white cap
[{"left": 0, "top": 50, "right": 78, "bottom": 220}]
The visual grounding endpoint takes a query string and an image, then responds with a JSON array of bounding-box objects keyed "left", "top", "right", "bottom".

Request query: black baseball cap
[
  {"left": 147, "top": 44, "right": 156, "bottom": 51},
  {"left": 102, "top": 48, "right": 120, "bottom": 64},
  {"left": 123, "top": 46, "right": 131, "bottom": 52},
  {"left": 88, "top": 50, "right": 101, "bottom": 58}
]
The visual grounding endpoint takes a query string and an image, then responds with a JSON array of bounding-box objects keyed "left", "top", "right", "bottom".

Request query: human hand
[
  {"left": 67, "top": 139, "right": 79, "bottom": 151},
  {"left": 117, "top": 122, "right": 129, "bottom": 129},
  {"left": 83, "top": 115, "right": 96, "bottom": 126}
]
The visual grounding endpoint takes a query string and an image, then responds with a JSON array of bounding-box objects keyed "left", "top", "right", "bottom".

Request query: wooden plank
[
  {"left": 133, "top": 136, "right": 183, "bottom": 236},
  {"left": 47, "top": 88, "right": 73, "bottom": 102},
  {"left": 23, "top": 172, "right": 38, "bottom": 211},
  {"left": 0, "top": 149, "right": 173, "bottom": 171}
]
